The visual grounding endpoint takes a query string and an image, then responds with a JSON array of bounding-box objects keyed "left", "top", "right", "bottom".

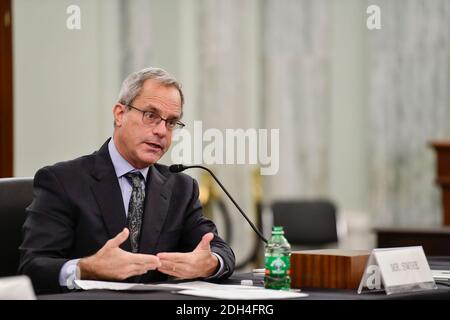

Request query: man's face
[{"left": 113, "top": 79, "right": 182, "bottom": 168}]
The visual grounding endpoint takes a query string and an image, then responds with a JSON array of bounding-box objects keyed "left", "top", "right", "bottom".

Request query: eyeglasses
[{"left": 126, "top": 105, "right": 185, "bottom": 130}]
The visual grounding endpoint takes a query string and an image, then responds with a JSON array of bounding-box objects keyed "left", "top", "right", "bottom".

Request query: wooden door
[{"left": 0, "top": 0, "right": 13, "bottom": 177}]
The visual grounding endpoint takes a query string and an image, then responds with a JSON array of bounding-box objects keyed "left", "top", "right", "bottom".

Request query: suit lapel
[
  {"left": 90, "top": 139, "right": 132, "bottom": 252},
  {"left": 139, "top": 165, "right": 173, "bottom": 254}
]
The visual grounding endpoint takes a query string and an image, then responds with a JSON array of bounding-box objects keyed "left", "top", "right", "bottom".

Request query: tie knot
[{"left": 124, "top": 172, "right": 144, "bottom": 189}]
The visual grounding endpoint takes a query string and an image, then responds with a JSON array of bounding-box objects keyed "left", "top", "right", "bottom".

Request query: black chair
[
  {"left": 0, "top": 177, "right": 33, "bottom": 277},
  {"left": 271, "top": 200, "right": 338, "bottom": 249}
]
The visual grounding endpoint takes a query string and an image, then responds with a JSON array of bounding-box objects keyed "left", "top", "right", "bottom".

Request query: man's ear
[{"left": 113, "top": 104, "right": 125, "bottom": 127}]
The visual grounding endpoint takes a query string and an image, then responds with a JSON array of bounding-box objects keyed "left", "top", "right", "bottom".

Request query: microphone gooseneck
[
  {"left": 169, "top": 164, "right": 268, "bottom": 243},
  {"left": 169, "top": 164, "right": 186, "bottom": 173}
]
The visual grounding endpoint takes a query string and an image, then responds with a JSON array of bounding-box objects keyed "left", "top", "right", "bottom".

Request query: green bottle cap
[{"left": 272, "top": 226, "right": 284, "bottom": 234}]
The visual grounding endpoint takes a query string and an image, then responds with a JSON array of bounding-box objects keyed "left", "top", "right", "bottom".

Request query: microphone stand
[{"left": 170, "top": 165, "right": 268, "bottom": 244}]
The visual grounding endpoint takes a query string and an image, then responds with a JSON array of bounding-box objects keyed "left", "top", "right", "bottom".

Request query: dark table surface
[{"left": 38, "top": 257, "right": 450, "bottom": 300}]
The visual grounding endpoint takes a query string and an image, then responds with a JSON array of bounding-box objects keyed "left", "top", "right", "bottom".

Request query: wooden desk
[
  {"left": 38, "top": 260, "right": 450, "bottom": 300},
  {"left": 376, "top": 227, "right": 450, "bottom": 255},
  {"left": 430, "top": 140, "right": 450, "bottom": 226}
]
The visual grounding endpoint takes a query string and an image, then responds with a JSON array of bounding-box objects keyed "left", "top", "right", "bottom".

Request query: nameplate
[{"left": 357, "top": 246, "right": 437, "bottom": 295}]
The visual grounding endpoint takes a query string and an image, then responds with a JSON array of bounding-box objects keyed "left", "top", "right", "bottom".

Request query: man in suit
[{"left": 19, "top": 67, "right": 235, "bottom": 294}]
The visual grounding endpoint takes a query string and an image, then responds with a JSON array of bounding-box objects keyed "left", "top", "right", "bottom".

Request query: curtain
[
  {"left": 262, "top": 0, "right": 332, "bottom": 200},
  {"left": 367, "top": 0, "right": 450, "bottom": 227},
  {"left": 197, "top": 0, "right": 258, "bottom": 264},
  {"left": 196, "top": 0, "right": 332, "bottom": 263},
  {"left": 120, "top": 0, "right": 154, "bottom": 78}
]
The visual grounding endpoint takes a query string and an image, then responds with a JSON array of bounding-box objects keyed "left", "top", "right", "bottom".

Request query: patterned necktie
[{"left": 124, "top": 172, "right": 145, "bottom": 253}]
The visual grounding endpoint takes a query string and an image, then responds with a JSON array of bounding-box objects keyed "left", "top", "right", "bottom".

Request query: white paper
[
  {"left": 177, "top": 288, "right": 308, "bottom": 300},
  {"left": 74, "top": 280, "right": 264, "bottom": 292},
  {"left": 73, "top": 280, "right": 308, "bottom": 299},
  {"left": 431, "top": 270, "right": 450, "bottom": 281},
  {"left": 74, "top": 280, "right": 181, "bottom": 291},
  {"left": 166, "top": 281, "right": 264, "bottom": 291}
]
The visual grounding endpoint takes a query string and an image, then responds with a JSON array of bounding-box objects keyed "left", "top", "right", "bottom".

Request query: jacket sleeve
[
  {"left": 179, "top": 178, "right": 236, "bottom": 280},
  {"left": 18, "top": 167, "right": 76, "bottom": 294}
]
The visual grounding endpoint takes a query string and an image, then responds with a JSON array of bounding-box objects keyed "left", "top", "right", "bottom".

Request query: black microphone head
[{"left": 169, "top": 164, "right": 186, "bottom": 173}]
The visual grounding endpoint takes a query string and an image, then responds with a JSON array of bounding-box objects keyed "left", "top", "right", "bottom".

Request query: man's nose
[{"left": 152, "top": 120, "right": 168, "bottom": 137}]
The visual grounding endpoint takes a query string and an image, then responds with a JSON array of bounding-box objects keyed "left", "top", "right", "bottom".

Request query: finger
[
  {"left": 158, "top": 260, "right": 174, "bottom": 271},
  {"left": 122, "top": 260, "right": 159, "bottom": 279},
  {"left": 193, "top": 232, "right": 214, "bottom": 252},
  {"left": 106, "top": 228, "right": 129, "bottom": 248},
  {"left": 157, "top": 268, "right": 179, "bottom": 278},
  {"left": 127, "top": 252, "right": 159, "bottom": 264},
  {"left": 158, "top": 262, "right": 185, "bottom": 278},
  {"left": 128, "top": 253, "right": 162, "bottom": 268},
  {"left": 157, "top": 252, "right": 188, "bottom": 262},
  {"left": 124, "top": 264, "right": 148, "bottom": 279},
  {"left": 132, "top": 265, "right": 154, "bottom": 276}
]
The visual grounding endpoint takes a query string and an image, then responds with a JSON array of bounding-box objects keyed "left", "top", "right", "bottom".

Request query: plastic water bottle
[{"left": 264, "top": 226, "right": 291, "bottom": 290}]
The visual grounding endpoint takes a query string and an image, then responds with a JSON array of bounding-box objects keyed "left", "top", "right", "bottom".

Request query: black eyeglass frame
[{"left": 125, "top": 104, "right": 185, "bottom": 130}]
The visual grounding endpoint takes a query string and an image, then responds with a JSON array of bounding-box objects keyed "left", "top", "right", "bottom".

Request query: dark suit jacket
[{"left": 18, "top": 139, "right": 235, "bottom": 294}]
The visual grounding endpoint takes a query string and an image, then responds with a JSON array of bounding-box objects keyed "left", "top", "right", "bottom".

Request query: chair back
[
  {"left": 0, "top": 177, "right": 33, "bottom": 277},
  {"left": 271, "top": 200, "right": 338, "bottom": 247}
]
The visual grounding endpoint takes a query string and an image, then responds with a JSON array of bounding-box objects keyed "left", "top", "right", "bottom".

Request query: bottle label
[{"left": 265, "top": 256, "right": 290, "bottom": 276}]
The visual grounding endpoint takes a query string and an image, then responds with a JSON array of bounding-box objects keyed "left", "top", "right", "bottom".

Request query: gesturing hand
[
  {"left": 156, "top": 232, "right": 219, "bottom": 279},
  {"left": 78, "top": 228, "right": 161, "bottom": 281}
]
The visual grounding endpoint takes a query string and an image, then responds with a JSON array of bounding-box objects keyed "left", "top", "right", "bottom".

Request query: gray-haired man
[{"left": 19, "top": 68, "right": 235, "bottom": 294}]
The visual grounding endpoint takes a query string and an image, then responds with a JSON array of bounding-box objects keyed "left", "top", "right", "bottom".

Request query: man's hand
[
  {"left": 156, "top": 232, "right": 219, "bottom": 279},
  {"left": 78, "top": 228, "right": 161, "bottom": 281}
]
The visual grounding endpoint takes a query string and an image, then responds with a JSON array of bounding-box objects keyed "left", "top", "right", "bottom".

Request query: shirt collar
[{"left": 108, "top": 138, "right": 149, "bottom": 181}]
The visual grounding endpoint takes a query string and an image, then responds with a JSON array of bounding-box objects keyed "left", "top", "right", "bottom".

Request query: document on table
[
  {"left": 73, "top": 280, "right": 308, "bottom": 299},
  {"left": 177, "top": 288, "right": 308, "bottom": 300},
  {"left": 74, "top": 280, "right": 257, "bottom": 291},
  {"left": 74, "top": 280, "right": 181, "bottom": 291},
  {"left": 169, "top": 281, "right": 308, "bottom": 299},
  {"left": 431, "top": 270, "right": 450, "bottom": 282}
]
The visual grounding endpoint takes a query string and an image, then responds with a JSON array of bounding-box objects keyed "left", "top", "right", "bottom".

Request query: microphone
[{"left": 169, "top": 164, "right": 268, "bottom": 243}]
